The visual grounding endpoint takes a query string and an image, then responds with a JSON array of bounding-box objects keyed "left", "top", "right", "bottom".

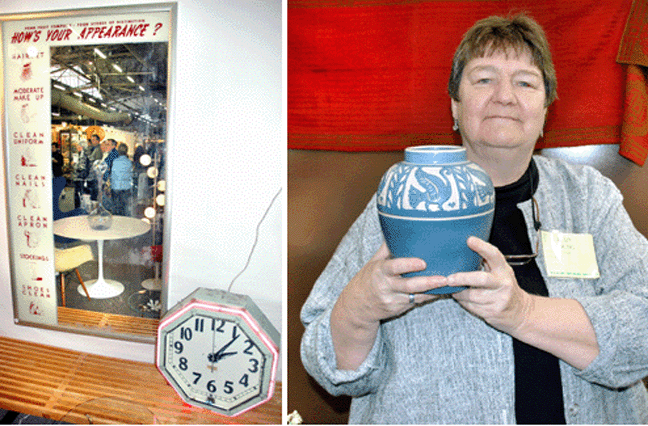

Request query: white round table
[{"left": 53, "top": 215, "right": 151, "bottom": 299}]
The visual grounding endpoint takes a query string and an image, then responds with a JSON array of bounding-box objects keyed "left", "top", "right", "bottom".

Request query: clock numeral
[
  {"left": 178, "top": 357, "right": 188, "bottom": 371},
  {"left": 248, "top": 358, "right": 259, "bottom": 373},
  {"left": 215, "top": 320, "right": 225, "bottom": 333},
  {"left": 195, "top": 318, "right": 204, "bottom": 332},
  {"left": 180, "top": 327, "right": 193, "bottom": 341},
  {"left": 239, "top": 374, "right": 249, "bottom": 387},
  {"left": 224, "top": 380, "right": 234, "bottom": 394},
  {"left": 232, "top": 325, "right": 239, "bottom": 340},
  {"left": 174, "top": 341, "right": 183, "bottom": 354},
  {"left": 207, "top": 380, "right": 216, "bottom": 393},
  {"left": 192, "top": 372, "right": 201, "bottom": 384},
  {"left": 243, "top": 339, "right": 256, "bottom": 355}
]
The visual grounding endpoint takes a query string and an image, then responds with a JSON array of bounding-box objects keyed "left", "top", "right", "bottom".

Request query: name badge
[{"left": 540, "top": 230, "right": 600, "bottom": 279}]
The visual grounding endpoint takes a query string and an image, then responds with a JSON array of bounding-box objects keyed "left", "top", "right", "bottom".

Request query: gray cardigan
[{"left": 300, "top": 155, "right": 648, "bottom": 424}]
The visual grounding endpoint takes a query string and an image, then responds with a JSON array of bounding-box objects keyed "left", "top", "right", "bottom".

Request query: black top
[
  {"left": 489, "top": 160, "right": 566, "bottom": 424},
  {"left": 52, "top": 151, "right": 64, "bottom": 177}
]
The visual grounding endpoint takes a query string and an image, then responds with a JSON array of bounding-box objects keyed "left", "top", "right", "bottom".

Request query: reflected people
[
  {"left": 51, "top": 142, "right": 64, "bottom": 178},
  {"left": 300, "top": 14, "right": 648, "bottom": 424},
  {"left": 101, "top": 138, "right": 119, "bottom": 181},
  {"left": 110, "top": 143, "right": 133, "bottom": 216},
  {"left": 70, "top": 141, "right": 89, "bottom": 209},
  {"left": 86, "top": 134, "right": 103, "bottom": 201}
]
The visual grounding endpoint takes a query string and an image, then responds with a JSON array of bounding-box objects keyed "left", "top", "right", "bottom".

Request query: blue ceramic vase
[{"left": 376, "top": 146, "right": 495, "bottom": 294}]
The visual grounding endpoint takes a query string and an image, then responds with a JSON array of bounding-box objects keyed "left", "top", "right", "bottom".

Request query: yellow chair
[{"left": 54, "top": 245, "right": 94, "bottom": 306}]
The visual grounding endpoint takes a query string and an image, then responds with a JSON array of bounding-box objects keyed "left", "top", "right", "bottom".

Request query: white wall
[{"left": 0, "top": 0, "right": 283, "bottom": 380}]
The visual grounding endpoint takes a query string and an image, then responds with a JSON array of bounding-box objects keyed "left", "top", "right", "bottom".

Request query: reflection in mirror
[{"left": 49, "top": 42, "right": 167, "bottom": 341}]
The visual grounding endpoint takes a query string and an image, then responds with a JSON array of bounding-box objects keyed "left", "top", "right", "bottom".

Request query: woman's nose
[{"left": 492, "top": 80, "right": 516, "bottom": 104}]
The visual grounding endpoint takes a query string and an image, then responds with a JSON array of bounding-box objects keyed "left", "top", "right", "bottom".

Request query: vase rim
[
  {"left": 406, "top": 145, "right": 464, "bottom": 152},
  {"left": 404, "top": 145, "right": 467, "bottom": 165}
]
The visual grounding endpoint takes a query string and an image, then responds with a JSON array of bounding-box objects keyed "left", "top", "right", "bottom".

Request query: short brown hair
[
  {"left": 448, "top": 14, "right": 557, "bottom": 107},
  {"left": 117, "top": 142, "right": 129, "bottom": 156}
]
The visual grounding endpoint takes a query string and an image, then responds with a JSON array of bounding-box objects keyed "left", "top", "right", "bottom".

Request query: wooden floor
[{"left": 0, "top": 337, "right": 282, "bottom": 424}]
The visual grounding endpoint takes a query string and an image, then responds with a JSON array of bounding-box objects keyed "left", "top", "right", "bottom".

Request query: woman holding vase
[{"left": 300, "top": 14, "right": 648, "bottom": 424}]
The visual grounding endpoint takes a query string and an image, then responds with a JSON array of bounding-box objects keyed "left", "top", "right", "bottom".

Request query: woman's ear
[
  {"left": 451, "top": 98, "right": 459, "bottom": 122},
  {"left": 542, "top": 107, "right": 549, "bottom": 131}
]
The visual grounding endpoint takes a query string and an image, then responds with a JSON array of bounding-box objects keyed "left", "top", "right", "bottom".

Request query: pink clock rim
[{"left": 156, "top": 299, "right": 280, "bottom": 416}]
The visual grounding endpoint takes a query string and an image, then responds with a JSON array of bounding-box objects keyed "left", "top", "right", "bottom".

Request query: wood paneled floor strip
[
  {"left": 0, "top": 337, "right": 282, "bottom": 424},
  {"left": 57, "top": 307, "right": 158, "bottom": 340}
]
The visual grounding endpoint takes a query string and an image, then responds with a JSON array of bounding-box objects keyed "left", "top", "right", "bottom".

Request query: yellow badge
[{"left": 540, "top": 230, "right": 600, "bottom": 279}]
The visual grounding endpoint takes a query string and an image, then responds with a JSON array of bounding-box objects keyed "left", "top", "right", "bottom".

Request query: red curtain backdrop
[
  {"left": 288, "top": 0, "right": 648, "bottom": 165},
  {"left": 617, "top": 0, "right": 648, "bottom": 165}
]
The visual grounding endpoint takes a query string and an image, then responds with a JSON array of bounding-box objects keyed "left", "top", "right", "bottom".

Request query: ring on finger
[{"left": 409, "top": 293, "right": 415, "bottom": 304}]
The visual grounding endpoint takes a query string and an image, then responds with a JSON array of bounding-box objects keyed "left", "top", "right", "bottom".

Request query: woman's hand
[
  {"left": 330, "top": 242, "right": 442, "bottom": 370},
  {"left": 444, "top": 236, "right": 533, "bottom": 335},
  {"left": 343, "top": 242, "right": 443, "bottom": 324},
  {"left": 436, "top": 236, "right": 599, "bottom": 369}
]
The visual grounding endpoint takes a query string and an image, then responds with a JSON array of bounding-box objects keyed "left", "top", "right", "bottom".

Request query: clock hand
[
  {"left": 216, "top": 351, "right": 237, "bottom": 360},
  {"left": 209, "top": 334, "right": 240, "bottom": 363},
  {"left": 216, "top": 335, "right": 239, "bottom": 355},
  {"left": 208, "top": 349, "right": 238, "bottom": 363},
  {"left": 211, "top": 322, "right": 216, "bottom": 370}
]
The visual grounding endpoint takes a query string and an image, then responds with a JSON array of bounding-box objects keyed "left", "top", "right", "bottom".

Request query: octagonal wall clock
[{"left": 156, "top": 287, "right": 280, "bottom": 417}]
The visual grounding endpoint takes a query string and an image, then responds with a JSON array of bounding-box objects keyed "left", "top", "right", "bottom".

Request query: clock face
[
  {"left": 163, "top": 314, "right": 267, "bottom": 411},
  {"left": 157, "top": 293, "right": 279, "bottom": 417}
]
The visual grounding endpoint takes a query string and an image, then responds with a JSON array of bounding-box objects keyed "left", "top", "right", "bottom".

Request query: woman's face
[{"left": 451, "top": 48, "right": 547, "bottom": 153}]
